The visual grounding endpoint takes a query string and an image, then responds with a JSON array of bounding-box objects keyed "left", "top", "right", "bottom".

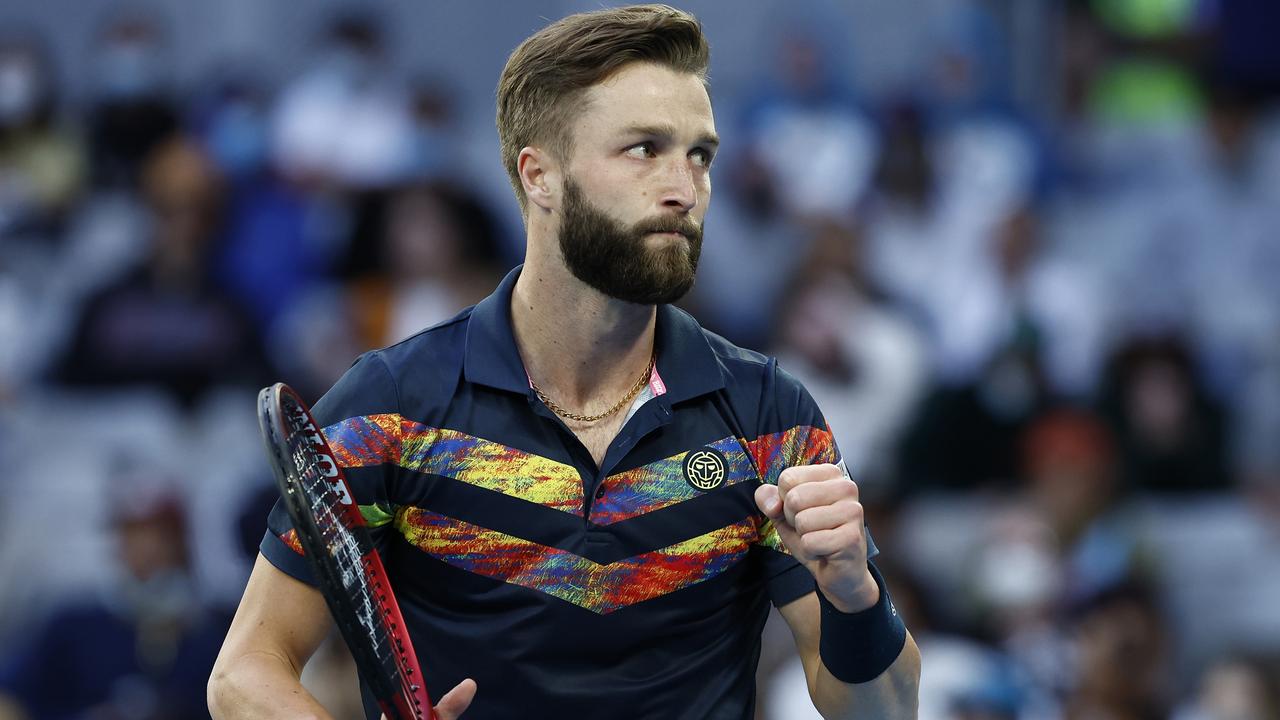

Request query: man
[{"left": 208, "top": 5, "right": 920, "bottom": 719}]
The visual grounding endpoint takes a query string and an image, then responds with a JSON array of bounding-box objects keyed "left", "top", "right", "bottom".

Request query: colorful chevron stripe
[
  {"left": 324, "top": 413, "right": 403, "bottom": 467},
  {"left": 401, "top": 425, "right": 583, "bottom": 515},
  {"left": 323, "top": 416, "right": 834, "bottom": 521},
  {"left": 312, "top": 416, "right": 832, "bottom": 589},
  {"left": 592, "top": 435, "right": 755, "bottom": 525},
  {"left": 745, "top": 425, "right": 838, "bottom": 486},
  {"left": 396, "top": 508, "right": 758, "bottom": 614},
  {"left": 324, "top": 415, "right": 584, "bottom": 516}
]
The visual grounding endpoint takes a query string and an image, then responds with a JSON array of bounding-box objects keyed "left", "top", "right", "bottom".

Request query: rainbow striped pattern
[
  {"left": 299, "top": 414, "right": 835, "bottom": 613},
  {"left": 398, "top": 509, "right": 758, "bottom": 614}
]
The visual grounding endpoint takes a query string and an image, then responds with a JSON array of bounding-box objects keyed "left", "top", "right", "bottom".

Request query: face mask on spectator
[
  {"left": 207, "top": 100, "right": 268, "bottom": 176},
  {"left": 97, "top": 41, "right": 162, "bottom": 100},
  {"left": 0, "top": 57, "right": 39, "bottom": 125}
]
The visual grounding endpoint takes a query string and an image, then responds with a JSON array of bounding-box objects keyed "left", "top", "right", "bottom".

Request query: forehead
[{"left": 574, "top": 62, "right": 714, "bottom": 141}]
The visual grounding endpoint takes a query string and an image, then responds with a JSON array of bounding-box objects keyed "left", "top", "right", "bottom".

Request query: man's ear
[{"left": 518, "top": 147, "right": 558, "bottom": 212}]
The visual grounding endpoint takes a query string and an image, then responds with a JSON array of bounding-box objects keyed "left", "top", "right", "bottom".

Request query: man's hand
[
  {"left": 381, "top": 678, "right": 476, "bottom": 720},
  {"left": 754, "top": 464, "right": 879, "bottom": 613}
]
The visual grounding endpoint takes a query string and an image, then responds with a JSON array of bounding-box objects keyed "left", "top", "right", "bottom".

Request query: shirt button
[{"left": 594, "top": 486, "right": 606, "bottom": 499}]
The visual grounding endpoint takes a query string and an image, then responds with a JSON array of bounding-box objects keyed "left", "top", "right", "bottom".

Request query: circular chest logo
[{"left": 683, "top": 448, "right": 727, "bottom": 491}]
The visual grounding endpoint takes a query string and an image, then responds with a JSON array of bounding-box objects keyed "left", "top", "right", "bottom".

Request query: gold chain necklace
[{"left": 530, "top": 355, "right": 655, "bottom": 423}]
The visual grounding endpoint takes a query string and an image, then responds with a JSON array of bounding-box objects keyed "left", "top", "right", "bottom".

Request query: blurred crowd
[{"left": 1, "top": 1, "right": 1279, "bottom": 719}]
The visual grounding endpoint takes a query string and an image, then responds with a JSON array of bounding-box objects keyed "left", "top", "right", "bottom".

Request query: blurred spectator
[
  {"left": 919, "top": 5, "right": 1045, "bottom": 226},
  {"left": 0, "top": 35, "right": 85, "bottom": 235},
  {"left": 1173, "top": 85, "right": 1280, "bottom": 406},
  {"left": 895, "top": 201, "right": 1110, "bottom": 490},
  {"left": 191, "top": 70, "right": 344, "bottom": 338},
  {"left": 347, "top": 181, "right": 507, "bottom": 348},
  {"left": 930, "top": 204, "right": 1105, "bottom": 395},
  {"left": 52, "top": 137, "right": 269, "bottom": 406},
  {"left": 1021, "top": 408, "right": 1150, "bottom": 604},
  {"left": 191, "top": 71, "right": 272, "bottom": 184},
  {"left": 947, "top": 410, "right": 1153, "bottom": 710},
  {"left": 1098, "top": 336, "right": 1231, "bottom": 492},
  {"left": 965, "top": 504, "right": 1072, "bottom": 705},
  {"left": 861, "top": 11, "right": 1054, "bottom": 467},
  {"left": 771, "top": 220, "right": 927, "bottom": 492},
  {"left": 860, "top": 100, "right": 941, "bottom": 323},
  {"left": 1172, "top": 654, "right": 1280, "bottom": 720},
  {"left": 1062, "top": 582, "right": 1172, "bottom": 720},
  {"left": 401, "top": 77, "right": 461, "bottom": 181},
  {"left": 0, "top": 463, "right": 228, "bottom": 719},
  {"left": 264, "top": 281, "right": 364, "bottom": 404},
  {"left": 872, "top": 7, "right": 1059, "bottom": 396},
  {"left": 688, "top": 154, "right": 813, "bottom": 349},
  {"left": 694, "top": 21, "right": 878, "bottom": 348},
  {"left": 85, "top": 11, "right": 180, "bottom": 190},
  {"left": 269, "top": 10, "right": 417, "bottom": 190},
  {"left": 737, "top": 25, "right": 878, "bottom": 220}
]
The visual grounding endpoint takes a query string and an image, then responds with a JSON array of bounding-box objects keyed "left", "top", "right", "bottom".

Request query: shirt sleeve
[
  {"left": 258, "top": 351, "right": 403, "bottom": 585},
  {"left": 749, "top": 360, "right": 879, "bottom": 607}
]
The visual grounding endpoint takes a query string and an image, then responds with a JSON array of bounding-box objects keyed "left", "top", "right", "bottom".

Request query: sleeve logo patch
[{"left": 683, "top": 447, "right": 728, "bottom": 491}]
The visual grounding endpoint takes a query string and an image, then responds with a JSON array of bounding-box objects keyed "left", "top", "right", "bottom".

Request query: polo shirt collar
[
  {"left": 652, "top": 302, "right": 725, "bottom": 403},
  {"left": 464, "top": 266, "right": 530, "bottom": 395},
  {"left": 464, "top": 265, "right": 726, "bottom": 402}
]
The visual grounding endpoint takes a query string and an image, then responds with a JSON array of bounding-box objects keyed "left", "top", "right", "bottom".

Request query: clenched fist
[{"left": 754, "top": 463, "right": 879, "bottom": 613}]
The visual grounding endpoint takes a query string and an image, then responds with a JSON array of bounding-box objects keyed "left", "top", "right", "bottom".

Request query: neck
[{"left": 511, "top": 252, "right": 656, "bottom": 411}]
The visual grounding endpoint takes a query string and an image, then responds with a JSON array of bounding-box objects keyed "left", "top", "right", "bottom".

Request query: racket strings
[
  {"left": 290, "top": 430, "right": 401, "bottom": 676},
  {"left": 278, "top": 402, "right": 424, "bottom": 717}
]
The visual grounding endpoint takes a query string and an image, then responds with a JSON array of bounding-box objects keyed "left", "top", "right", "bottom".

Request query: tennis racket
[{"left": 257, "top": 382, "right": 435, "bottom": 720}]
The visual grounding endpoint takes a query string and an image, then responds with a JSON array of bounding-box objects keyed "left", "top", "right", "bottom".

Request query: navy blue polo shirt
[{"left": 261, "top": 266, "right": 875, "bottom": 719}]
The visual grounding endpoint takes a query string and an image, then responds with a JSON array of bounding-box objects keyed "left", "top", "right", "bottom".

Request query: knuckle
[
  {"left": 808, "top": 533, "right": 835, "bottom": 556},
  {"left": 840, "top": 498, "right": 864, "bottom": 520},
  {"left": 832, "top": 464, "right": 860, "bottom": 491},
  {"left": 793, "top": 507, "right": 816, "bottom": 535},
  {"left": 841, "top": 523, "right": 862, "bottom": 543},
  {"left": 786, "top": 483, "right": 811, "bottom": 511}
]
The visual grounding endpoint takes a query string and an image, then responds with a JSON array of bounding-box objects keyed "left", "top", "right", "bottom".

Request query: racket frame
[{"left": 258, "top": 382, "right": 435, "bottom": 720}]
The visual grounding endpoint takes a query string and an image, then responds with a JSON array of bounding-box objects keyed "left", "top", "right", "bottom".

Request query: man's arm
[
  {"left": 208, "top": 553, "right": 335, "bottom": 720},
  {"left": 756, "top": 465, "right": 921, "bottom": 719},
  {"left": 208, "top": 554, "right": 478, "bottom": 719},
  {"left": 777, "top": 592, "right": 921, "bottom": 719}
]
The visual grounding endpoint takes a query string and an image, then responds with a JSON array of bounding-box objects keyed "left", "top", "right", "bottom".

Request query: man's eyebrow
[{"left": 621, "top": 124, "right": 720, "bottom": 149}]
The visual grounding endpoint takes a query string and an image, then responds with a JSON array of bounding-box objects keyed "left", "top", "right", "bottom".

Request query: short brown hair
[{"left": 496, "top": 4, "right": 709, "bottom": 214}]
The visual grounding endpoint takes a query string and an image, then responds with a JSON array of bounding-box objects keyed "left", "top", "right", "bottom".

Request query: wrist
[
  {"left": 816, "top": 562, "right": 908, "bottom": 684},
  {"left": 820, "top": 567, "right": 879, "bottom": 613}
]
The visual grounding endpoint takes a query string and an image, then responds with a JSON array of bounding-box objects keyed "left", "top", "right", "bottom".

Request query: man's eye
[
  {"left": 691, "top": 148, "right": 713, "bottom": 168},
  {"left": 625, "top": 143, "right": 656, "bottom": 159}
]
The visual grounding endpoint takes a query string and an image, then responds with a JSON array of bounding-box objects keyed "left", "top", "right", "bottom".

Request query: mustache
[{"left": 634, "top": 215, "right": 702, "bottom": 241}]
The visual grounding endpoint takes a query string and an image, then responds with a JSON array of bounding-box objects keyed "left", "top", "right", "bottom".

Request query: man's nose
[{"left": 659, "top": 157, "right": 697, "bottom": 212}]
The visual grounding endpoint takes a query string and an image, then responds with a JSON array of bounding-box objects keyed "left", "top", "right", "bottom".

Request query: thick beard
[{"left": 557, "top": 177, "right": 703, "bottom": 305}]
